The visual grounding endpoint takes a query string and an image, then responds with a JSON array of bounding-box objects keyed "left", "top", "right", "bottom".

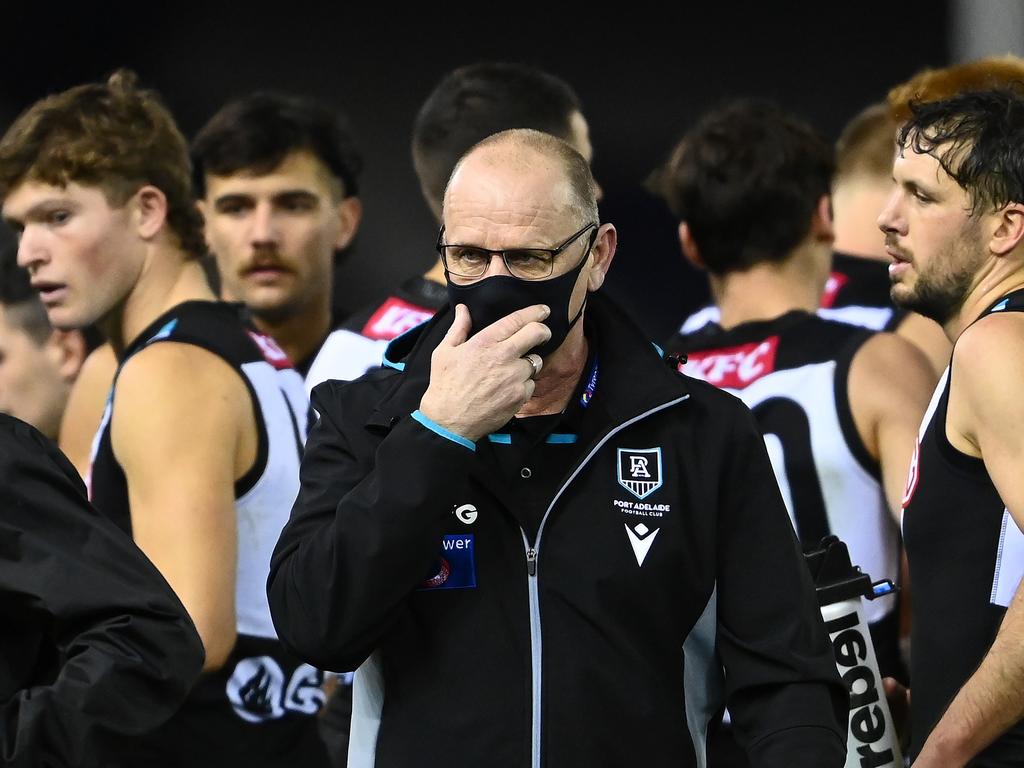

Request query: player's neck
[
  {"left": 104, "top": 245, "right": 215, "bottom": 357},
  {"left": 517, "top": 324, "right": 588, "bottom": 418},
  {"left": 251, "top": 299, "right": 332, "bottom": 368},
  {"left": 711, "top": 255, "right": 823, "bottom": 330},
  {"left": 947, "top": 264, "right": 1024, "bottom": 341}
]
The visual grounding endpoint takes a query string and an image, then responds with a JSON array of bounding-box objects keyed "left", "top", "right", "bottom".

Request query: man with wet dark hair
[
  {"left": 664, "top": 99, "right": 933, "bottom": 767},
  {"left": 879, "top": 88, "right": 1024, "bottom": 766}
]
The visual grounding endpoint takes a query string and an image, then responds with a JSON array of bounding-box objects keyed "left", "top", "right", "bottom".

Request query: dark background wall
[{"left": 0, "top": 7, "right": 950, "bottom": 340}]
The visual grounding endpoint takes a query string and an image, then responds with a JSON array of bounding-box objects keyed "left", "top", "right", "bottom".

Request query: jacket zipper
[{"left": 522, "top": 393, "right": 690, "bottom": 768}]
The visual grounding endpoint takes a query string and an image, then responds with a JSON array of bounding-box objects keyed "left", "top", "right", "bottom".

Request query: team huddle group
[{"left": 1, "top": 55, "right": 1023, "bottom": 768}]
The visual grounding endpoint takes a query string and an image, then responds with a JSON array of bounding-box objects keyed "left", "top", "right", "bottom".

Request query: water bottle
[{"left": 804, "top": 536, "right": 904, "bottom": 768}]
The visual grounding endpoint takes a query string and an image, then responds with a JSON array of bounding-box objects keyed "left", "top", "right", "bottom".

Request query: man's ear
[
  {"left": 586, "top": 223, "right": 618, "bottom": 292},
  {"left": 989, "top": 202, "right": 1024, "bottom": 256},
  {"left": 679, "top": 222, "right": 705, "bottom": 270},
  {"left": 44, "top": 329, "right": 88, "bottom": 384},
  {"left": 133, "top": 185, "right": 170, "bottom": 240},
  {"left": 811, "top": 194, "right": 835, "bottom": 243},
  {"left": 334, "top": 197, "right": 363, "bottom": 250}
]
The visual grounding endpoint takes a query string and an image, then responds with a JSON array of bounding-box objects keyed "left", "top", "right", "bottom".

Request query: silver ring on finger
[{"left": 523, "top": 353, "right": 542, "bottom": 379}]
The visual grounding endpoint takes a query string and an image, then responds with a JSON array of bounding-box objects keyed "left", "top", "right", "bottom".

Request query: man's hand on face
[{"left": 419, "top": 303, "right": 551, "bottom": 443}]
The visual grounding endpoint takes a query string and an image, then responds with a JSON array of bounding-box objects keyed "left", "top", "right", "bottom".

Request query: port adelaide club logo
[
  {"left": 617, "top": 447, "right": 662, "bottom": 499},
  {"left": 616, "top": 448, "right": 668, "bottom": 567}
]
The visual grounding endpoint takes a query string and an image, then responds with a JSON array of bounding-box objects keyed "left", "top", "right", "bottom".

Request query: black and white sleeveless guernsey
[
  {"left": 902, "top": 288, "right": 1024, "bottom": 765},
  {"left": 88, "top": 300, "right": 329, "bottom": 767},
  {"left": 668, "top": 310, "right": 903, "bottom": 677}
]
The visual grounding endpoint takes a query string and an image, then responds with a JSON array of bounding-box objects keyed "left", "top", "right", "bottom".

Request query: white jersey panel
[
  {"left": 680, "top": 304, "right": 893, "bottom": 334},
  {"left": 726, "top": 362, "right": 897, "bottom": 623},
  {"left": 236, "top": 361, "right": 308, "bottom": 639},
  {"left": 305, "top": 328, "right": 389, "bottom": 393}
]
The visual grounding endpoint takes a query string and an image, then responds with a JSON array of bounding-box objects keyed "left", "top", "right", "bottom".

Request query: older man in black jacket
[{"left": 268, "top": 129, "right": 847, "bottom": 768}]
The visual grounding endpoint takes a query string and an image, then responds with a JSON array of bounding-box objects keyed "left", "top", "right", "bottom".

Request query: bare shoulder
[
  {"left": 953, "top": 311, "right": 1024, "bottom": 376},
  {"left": 115, "top": 341, "right": 247, "bottom": 401},
  {"left": 950, "top": 313, "right": 1024, "bottom": 404},
  {"left": 77, "top": 342, "right": 118, "bottom": 386},
  {"left": 111, "top": 342, "right": 251, "bottom": 453},
  {"left": 851, "top": 330, "right": 937, "bottom": 395}
]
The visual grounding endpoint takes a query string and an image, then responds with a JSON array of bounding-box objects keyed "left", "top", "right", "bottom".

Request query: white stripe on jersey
[
  {"left": 818, "top": 305, "right": 894, "bottom": 331},
  {"left": 680, "top": 304, "right": 894, "bottom": 334},
  {"left": 235, "top": 361, "right": 308, "bottom": 640},
  {"left": 991, "top": 509, "right": 1024, "bottom": 607}
]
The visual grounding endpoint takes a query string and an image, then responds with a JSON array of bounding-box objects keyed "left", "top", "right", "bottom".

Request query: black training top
[{"left": 0, "top": 414, "right": 204, "bottom": 767}]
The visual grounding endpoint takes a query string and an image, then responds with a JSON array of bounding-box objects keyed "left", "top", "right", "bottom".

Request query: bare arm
[
  {"left": 913, "top": 314, "right": 1024, "bottom": 766},
  {"left": 111, "top": 342, "right": 256, "bottom": 670},
  {"left": 848, "top": 331, "right": 935, "bottom": 522},
  {"left": 58, "top": 342, "right": 117, "bottom": 479}
]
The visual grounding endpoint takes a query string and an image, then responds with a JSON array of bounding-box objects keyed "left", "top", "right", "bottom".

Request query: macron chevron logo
[{"left": 625, "top": 522, "right": 660, "bottom": 566}]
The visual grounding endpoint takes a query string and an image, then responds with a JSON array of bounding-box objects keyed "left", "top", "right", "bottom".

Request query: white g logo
[{"left": 454, "top": 503, "right": 478, "bottom": 525}]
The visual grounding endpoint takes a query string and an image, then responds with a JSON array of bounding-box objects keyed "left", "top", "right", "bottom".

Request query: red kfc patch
[
  {"left": 247, "top": 331, "right": 293, "bottom": 370},
  {"left": 362, "top": 297, "right": 436, "bottom": 341},
  {"left": 681, "top": 336, "right": 780, "bottom": 389}
]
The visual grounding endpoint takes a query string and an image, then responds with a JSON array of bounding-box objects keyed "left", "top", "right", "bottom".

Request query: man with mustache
[
  {"left": 879, "top": 89, "right": 1024, "bottom": 767},
  {"left": 192, "top": 91, "right": 364, "bottom": 385}
]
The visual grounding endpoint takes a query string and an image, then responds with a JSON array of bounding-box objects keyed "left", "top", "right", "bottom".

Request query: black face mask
[{"left": 445, "top": 253, "right": 589, "bottom": 358}]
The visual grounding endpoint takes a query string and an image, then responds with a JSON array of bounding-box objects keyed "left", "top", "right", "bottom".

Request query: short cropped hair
[
  {"left": 660, "top": 99, "right": 834, "bottom": 275},
  {"left": 888, "top": 55, "right": 1024, "bottom": 123},
  {"left": 0, "top": 69, "right": 206, "bottom": 258},
  {"left": 0, "top": 247, "right": 50, "bottom": 344},
  {"left": 898, "top": 88, "right": 1024, "bottom": 216},
  {"left": 413, "top": 62, "right": 581, "bottom": 213},
  {"left": 191, "top": 92, "right": 362, "bottom": 199},
  {"left": 448, "top": 128, "right": 598, "bottom": 226},
  {"left": 835, "top": 102, "right": 897, "bottom": 185}
]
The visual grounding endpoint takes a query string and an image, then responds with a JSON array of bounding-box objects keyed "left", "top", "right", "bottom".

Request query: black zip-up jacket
[
  {"left": 268, "top": 294, "right": 847, "bottom": 768},
  {"left": 0, "top": 414, "right": 205, "bottom": 767}
]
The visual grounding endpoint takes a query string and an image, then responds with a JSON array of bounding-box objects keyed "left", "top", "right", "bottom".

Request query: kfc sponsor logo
[
  {"left": 362, "top": 297, "right": 436, "bottom": 341},
  {"left": 681, "top": 337, "right": 780, "bottom": 389},
  {"left": 821, "top": 271, "right": 849, "bottom": 309},
  {"left": 247, "top": 331, "right": 293, "bottom": 370}
]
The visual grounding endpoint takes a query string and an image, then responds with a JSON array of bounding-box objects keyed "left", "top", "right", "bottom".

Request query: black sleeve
[
  {"left": 267, "top": 382, "right": 480, "bottom": 672},
  {"left": 713, "top": 403, "right": 849, "bottom": 768},
  {"left": 0, "top": 417, "right": 205, "bottom": 768}
]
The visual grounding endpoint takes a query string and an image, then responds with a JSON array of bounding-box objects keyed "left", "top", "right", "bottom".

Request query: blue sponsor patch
[{"left": 418, "top": 534, "right": 477, "bottom": 590}]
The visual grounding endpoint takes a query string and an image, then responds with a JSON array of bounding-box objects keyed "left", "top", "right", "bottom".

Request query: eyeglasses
[{"left": 437, "top": 222, "right": 598, "bottom": 281}]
